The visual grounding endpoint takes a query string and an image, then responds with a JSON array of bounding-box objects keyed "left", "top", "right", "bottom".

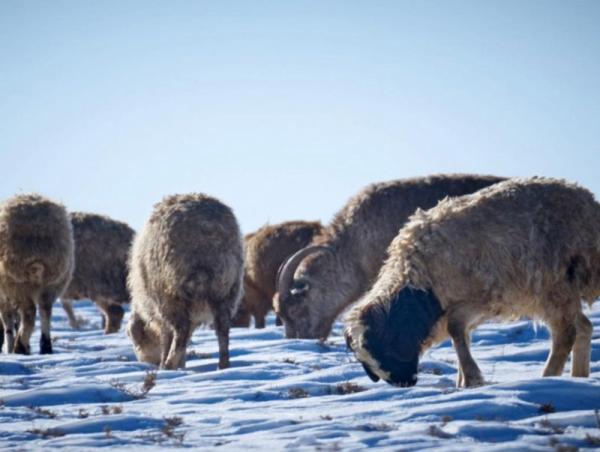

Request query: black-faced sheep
[
  {"left": 127, "top": 194, "right": 243, "bottom": 370},
  {"left": 274, "top": 174, "right": 506, "bottom": 339},
  {"left": 61, "top": 212, "right": 135, "bottom": 333},
  {"left": 0, "top": 194, "right": 74, "bottom": 354},
  {"left": 345, "top": 178, "right": 599, "bottom": 387},
  {"left": 232, "top": 221, "right": 323, "bottom": 329}
]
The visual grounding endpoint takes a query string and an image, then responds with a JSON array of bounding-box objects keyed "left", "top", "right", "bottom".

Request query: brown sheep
[
  {"left": 61, "top": 212, "right": 135, "bottom": 334},
  {"left": 345, "top": 178, "right": 600, "bottom": 388},
  {"left": 275, "top": 174, "right": 506, "bottom": 340},
  {"left": 232, "top": 221, "right": 324, "bottom": 329},
  {"left": 127, "top": 194, "right": 243, "bottom": 370},
  {"left": 0, "top": 194, "right": 74, "bottom": 354}
]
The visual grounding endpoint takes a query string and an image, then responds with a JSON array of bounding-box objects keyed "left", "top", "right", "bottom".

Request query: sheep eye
[{"left": 290, "top": 280, "right": 310, "bottom": 297}]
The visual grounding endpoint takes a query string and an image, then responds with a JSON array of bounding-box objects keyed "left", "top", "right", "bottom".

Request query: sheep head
[
  {"left": 274, "top": 245, "right": 341, "bottom": 339},
  {"left": 345, "top": 286, "right": 444, "bottom": 387}
]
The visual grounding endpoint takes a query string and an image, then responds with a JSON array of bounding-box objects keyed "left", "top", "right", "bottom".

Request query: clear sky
[{"left": 1, "top": 1, "right": 599, "bottom": 233}]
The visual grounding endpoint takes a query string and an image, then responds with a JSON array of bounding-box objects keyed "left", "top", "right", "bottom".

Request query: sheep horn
[{"left": 276, "top": 245, "right": 334, "bottom": 297}]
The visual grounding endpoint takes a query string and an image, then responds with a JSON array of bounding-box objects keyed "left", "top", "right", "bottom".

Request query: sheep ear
[{"left": 362, "top": 363, "right": 380, "bottom": 382}]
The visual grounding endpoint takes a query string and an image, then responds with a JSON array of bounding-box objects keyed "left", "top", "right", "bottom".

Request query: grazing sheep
[
  {"left": 61, "top": 212, "right": 135, "bottom": 333},
  {"left": 345, "top": 178, "right": 600, "bottom": 388},
  {"left": 0, "top": 194, "right": 74, "bottom": 354},
  {"left": 275, "top": 174, "right": 505, "bottom": 339},
  {"left": 127, "top": 194, "right": 243, "bottom": 370},
  {"left": 233, "top": 221, "right": 323, "bottom": 329}
]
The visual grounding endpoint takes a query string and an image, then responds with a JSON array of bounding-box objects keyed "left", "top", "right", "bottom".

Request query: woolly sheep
[
  {"left": 233, "top": 221, "right": 323, "bottom": 328},
  {"left": 127, "top": 194, "right": 243, "bottom": 370},
  {"left": 275, "top": 174, "right": 505, "bottom": 339},
  {"left": 0, "top": 194, "right": 74, "bottom": 354},
  {"left": 345, "top": 178, "right": 599, "bottom": 387},
  {"left": 61, "top": 212, "right": 135, "bottom": 333}
]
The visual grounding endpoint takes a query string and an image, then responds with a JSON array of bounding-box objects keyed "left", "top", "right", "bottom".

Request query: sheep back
[
  {"left": 0, "top": 194, "right": 74, "bottom": 295},
  {"left": 63, "top": 212, "right": 134, "bottom": 304},
  {"left": 128, "top": 193, "right": 244, "bottom": 327}
]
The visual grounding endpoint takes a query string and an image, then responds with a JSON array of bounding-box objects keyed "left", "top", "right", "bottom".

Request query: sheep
[
  {"left": 61, "top": 212, "right": 135, "bottom": 333},
  {"left": 232, "top": 221, "right": 323, "bottom": 329},
  {"left": 345, "top": 177, "right": 600, "bottom": 388},
  {"left": 0, "top": 194, "right": 74, "bottom": 354},
  {"left": 127, "top": 193, "right": 243, "bottom": 370},
  {"left": 274, "top": 174, "right": 505, "bottom": 340}
]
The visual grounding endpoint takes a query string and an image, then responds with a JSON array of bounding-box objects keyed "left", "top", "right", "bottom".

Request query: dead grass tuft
[
  {"left": 28, "top": 406, "right": 58, "bottom": 419},
  {"left": 288, "top": 387, "right": 309, "bottom": 399},
  {"left": 27, "top": 427, "right": 66, "bottom": 438},
  {"left": 427, "top": 425, "right": 453, "bottom": 439},
  {"left": 539, "top": 402, "right": 556, "bottom": 414},
  {"left": 327, "top": 382, "right": 366, "bottom": 395},
  {"left": 540, "top": 418, "right": 565, "bottom": 435},
  {"left": 161, "top": 416, "right": 185, "bottom": 445},
  {"left": 111, "top": 370, "right": 157, "bottom": 399}
]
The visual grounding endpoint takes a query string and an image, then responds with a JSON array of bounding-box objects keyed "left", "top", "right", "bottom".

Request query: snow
[{"left": 1, "top": 301, "right": 599, "bottom": 450}]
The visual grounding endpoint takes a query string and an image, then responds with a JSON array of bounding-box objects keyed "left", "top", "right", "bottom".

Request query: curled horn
[{"left": 276, "top": 245, "right": 334, "bottom": 297}]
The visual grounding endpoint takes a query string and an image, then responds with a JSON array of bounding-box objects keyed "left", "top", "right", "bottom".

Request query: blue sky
[{"left": 1, "top": 1, "right": 599, "bottom": 233}]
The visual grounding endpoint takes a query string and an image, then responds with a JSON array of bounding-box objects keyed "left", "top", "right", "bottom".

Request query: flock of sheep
[{"left": 0, "top": 174, "right": 598, "bottom": 389}]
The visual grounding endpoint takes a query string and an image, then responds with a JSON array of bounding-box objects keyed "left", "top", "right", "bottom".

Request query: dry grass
[
  {"left": 28, "top": 406, "right": 58, "bottom": 419},
  {"left": 427, "top": 425, "right": 453, "bottom": 439},
  {"left": 110, "top": 370, "right": 157, "bottom": 399},
  {"left": 585, "top": 434, "right": 600, "bottom": 446},
  {"left": 100, "top": 405, "right": 123, "bottom": 416},
  {"left": 539, "top": 418, "right": 565, "bottom": 435},
  {"left": 161, "top": 416, "right": 185, "bottom": 445},
  {"left": 441, "top": 415, "right": 453, "bottom": 426},
  {"left": 327, "top": 382, "right": 366, "bottom": 395},
  {"left": 359, "top": 422, "right": 394, "bottom": 432},
  {"left": 27, "top": 427, "right": 66, "bottom": 438},
  {"left": 539, "top": 402, "right": 556, "bottom": 414},
  {"left": 288, "top": 387, "right": 309, "bottom": 399}
]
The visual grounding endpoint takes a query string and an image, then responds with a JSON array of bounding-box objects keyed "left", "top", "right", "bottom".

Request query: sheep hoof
[
  {"left": 13, "top": 341, "right": 30, "bottom": 355},
  {"left": 462, "top": 376, "right": 485, "bottom": 388},
  {"left": 218, "top": 359, "right": 230, "bottom": 370},
  {"left": 40, "top": 335, "right": 53, "bottom": 354},
  {"left": 69, "top": 316, "right": 85, "bottom": 330}
]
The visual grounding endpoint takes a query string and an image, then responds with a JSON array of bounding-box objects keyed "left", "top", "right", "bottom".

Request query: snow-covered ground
[{"left": 1, "top": 301, "right": 599, "bottom": 450}]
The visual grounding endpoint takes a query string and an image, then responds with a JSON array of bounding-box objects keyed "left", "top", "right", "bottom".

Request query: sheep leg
[
  {"left": 61, "top": 299, "right": 81, "bottom": 329},
  {"left": 162, "top": 321, "right": 191, "bottom": 370},
  {"left": 0, "top": 310, "right": 16, "bottom": 353},
  {"left": 275, "top": 315, "right": 283, "bottom": 326},
  {"left": 96, "top": 299, "right": 125, "bottom": 334},
  {"left": 571, "top": 312, "right": 593, "bottom": 377},
  {"left": 232, "top": 306, "right": 251, "bottom": 328},
  {"left": 543, "top": 319, "right": 576, "bottom": 377},
  {"left": 38, "top": 292, "right": 55, "bottom": 354},
  {"left": 253, "top": 291, "right": 271, "bottom": 329},
  {"left": 448, "top": 318, "right": 483, "bottom": 387},
  {"left": 254, "top": 315, "right": 266, "bottom": 329},
  {"left": 213, "top": 303, "right": 231, "bottom": 369},
  {"left": 14, "top": 299, "right": 36, "bottom": 355},
  {"left": 454, "top": 330, "right": 472, "bottom": 387}
]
